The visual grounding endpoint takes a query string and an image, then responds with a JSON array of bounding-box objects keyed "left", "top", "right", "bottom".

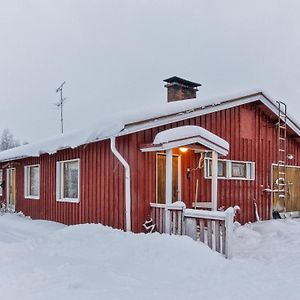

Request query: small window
[
  {"left": 56, "top": 159, "right": 80, "bottom": 203},
  {"left": 206, "top": 160, "right": 227, "bottom": 178},
  {"left": 231, "top": 162, "right": 246, "bottom": 178},
  {"left": 0, "top": 170, "right": 3, "bottom": 196},
  {"left": 24, "top": 165, "right": 40, "bottom": 199},
  {"left": 205, "top": 159, "right": 255, "bottom": 180}
]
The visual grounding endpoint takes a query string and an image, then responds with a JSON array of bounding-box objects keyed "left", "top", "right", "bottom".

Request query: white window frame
[
  {"left": 24, "top": 165, "right": 40, "bottom": 200},
  {"left": 205, "top": 158, "right": 255, "bottom": 180},
  {"left": 0, "top": 169, "right": 3, "bottom": 196},
  {"left": 56, "top": 159, "right": 80, "bottom": 203}
]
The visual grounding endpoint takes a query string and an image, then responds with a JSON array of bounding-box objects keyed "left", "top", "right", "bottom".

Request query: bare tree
[{"left": 0, "top": 129, "right": 20, "bottom": 151}]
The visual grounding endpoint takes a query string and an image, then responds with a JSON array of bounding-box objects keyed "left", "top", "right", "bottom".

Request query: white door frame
[
  {"left": 155, "top": 153, "right": 182, "bottom": 203},
  {"left": 6, "top": 168, "right": 16, "bottom": 212}
]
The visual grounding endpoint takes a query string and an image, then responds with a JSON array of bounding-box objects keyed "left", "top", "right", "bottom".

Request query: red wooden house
[{"left": 1, "top": 76, "right": 300, "bottom": 233}]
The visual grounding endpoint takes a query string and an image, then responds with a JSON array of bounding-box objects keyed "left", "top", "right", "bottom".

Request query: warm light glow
[{"left": 179, "top": 147, "right": 188, "bottom": 153}]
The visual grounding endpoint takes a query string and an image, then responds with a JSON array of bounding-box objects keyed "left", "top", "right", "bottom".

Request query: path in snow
[{"left": 0, "top": 213, "right": 299, "bottom": 300}]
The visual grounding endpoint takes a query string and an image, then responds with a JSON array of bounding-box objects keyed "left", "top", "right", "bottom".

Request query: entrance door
[
  {"left": 273, "top": 165, "right": 300, "bottom": 213},
  {"left": 156, "top": 153, "right": 181, "bottom": 204},
  {"left": 7, "top": 168, "right": 16, "bottom": 212}
]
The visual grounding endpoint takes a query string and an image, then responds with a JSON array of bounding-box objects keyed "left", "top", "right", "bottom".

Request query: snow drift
[{"left": 0, "top": 213, "right": 300, "bottom": 300}]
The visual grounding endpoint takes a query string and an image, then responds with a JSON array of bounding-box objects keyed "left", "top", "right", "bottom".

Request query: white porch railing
[
  {"left": 150, "top": 203, "right": 165, "bottom": 234},
  {"left": 183, "top": 208, "right": 234, "bottom": 259},
  {"left": 149, "top": 202, "right": 235, "bottom": 259}
]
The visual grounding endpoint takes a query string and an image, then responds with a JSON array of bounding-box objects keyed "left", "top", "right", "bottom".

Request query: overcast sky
[{"left": 0, "top": 0, "right": 299, "bottom": 142}]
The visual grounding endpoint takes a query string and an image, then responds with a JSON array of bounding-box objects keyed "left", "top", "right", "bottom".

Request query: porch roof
[{"left": 140, "top": 125, "right": 229, "bottom": 156}]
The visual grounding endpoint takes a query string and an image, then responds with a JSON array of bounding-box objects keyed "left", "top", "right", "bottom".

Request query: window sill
[
  {"left": 25, "top": 196, "right": 40, "bottom": 200},
  {"left": 56, "top": 198, "right": 80, "bottom": 204},
  {"left": 205, "top": 176, "right": 255, "bottom": 181}
]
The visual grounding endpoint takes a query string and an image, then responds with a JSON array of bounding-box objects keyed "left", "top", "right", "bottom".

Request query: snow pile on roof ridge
[
  {"left": 0, "top": 97, "right": 212, "bottom": 162},
  {"left": 153, "top": 125, "right": 229, "bottom": 152},
  {"left": 0, "top": 89, "right": 265, "bottom": 162},
  {"left": 0, "top": 119, "right": 124, "bottom": 161}
]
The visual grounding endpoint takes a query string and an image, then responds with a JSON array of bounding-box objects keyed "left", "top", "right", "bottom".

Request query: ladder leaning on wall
[{"left": 274, "top": 101, "right": 287, "bottom": 217}]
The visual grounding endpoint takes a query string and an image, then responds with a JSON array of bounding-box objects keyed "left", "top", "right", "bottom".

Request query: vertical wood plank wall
[{"left": 1, "top": 102, "right": 300, "bottom": 232}]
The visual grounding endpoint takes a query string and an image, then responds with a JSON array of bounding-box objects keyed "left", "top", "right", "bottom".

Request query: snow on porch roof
[
  {"left": 141, "top": 126, "right": 229, "bottom": 156},
  {"left": 0, "top": 88, "right": 299, "bottom": 162}
]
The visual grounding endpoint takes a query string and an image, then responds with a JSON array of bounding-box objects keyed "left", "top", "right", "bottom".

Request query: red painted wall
[{"left": 1, "top": 102, "right": 300, "bottom": 232}]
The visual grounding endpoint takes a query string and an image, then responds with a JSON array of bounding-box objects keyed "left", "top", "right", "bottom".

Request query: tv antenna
[{"left": 55, "top": 81, "right": 66, "bottom": 134}]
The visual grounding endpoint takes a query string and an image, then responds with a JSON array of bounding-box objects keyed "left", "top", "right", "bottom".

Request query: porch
[
  {"left": 141, "top": 125, "right": 235, "bottom": 258},
  {"left": 149, "top": 202, "right": 235, "bottom": 258}
]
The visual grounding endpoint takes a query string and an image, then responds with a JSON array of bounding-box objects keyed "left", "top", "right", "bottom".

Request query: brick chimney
[{"left": 164, "top": 76, "right": 201, "bottom": 102}]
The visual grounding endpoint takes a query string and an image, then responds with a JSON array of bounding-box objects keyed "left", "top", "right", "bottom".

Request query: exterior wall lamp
[{"left": 179, "top": 147, "right": 188, "bottom": 153}]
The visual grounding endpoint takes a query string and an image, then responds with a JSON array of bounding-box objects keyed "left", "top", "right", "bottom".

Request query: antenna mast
[{"left": 55, "top": 81, "right": 66, "bottom": 134}]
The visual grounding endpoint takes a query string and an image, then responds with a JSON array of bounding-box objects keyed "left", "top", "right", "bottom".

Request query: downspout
[{"left": 110, "top": 137, "right": 131, "bottom": 232}]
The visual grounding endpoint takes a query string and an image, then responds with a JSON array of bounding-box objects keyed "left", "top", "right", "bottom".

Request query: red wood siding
[{"left": 1, "top": 102, "right": 300, "bottom": 232}]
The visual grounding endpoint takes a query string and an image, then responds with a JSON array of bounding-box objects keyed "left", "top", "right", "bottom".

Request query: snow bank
[{"left": 0, "top": 213, "right": 300, "bottom": 299}]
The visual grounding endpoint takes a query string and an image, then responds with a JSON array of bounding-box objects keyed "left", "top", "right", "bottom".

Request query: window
[
  {"left": 206, "top": 160, "right": 227, "bottom": 178},
  {"left": 231, "top": 162, "right": 246, "bottom": 178},
  {"left": 0, "top": 170, "right": 3, "bottom": 196},
  {"left": 205, "top": 159, "right": 255, "bottom": 180},
  {"left": 24, "top": 165, "right": 40, "bottom": 199},
  {"left": 56, "top": 159, "right": 80, "bottom": 203}
]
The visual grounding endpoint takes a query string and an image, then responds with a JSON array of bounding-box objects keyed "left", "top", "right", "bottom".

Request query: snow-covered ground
[{"left": 0, "top": 213, "right": 299, "bottom": 300}]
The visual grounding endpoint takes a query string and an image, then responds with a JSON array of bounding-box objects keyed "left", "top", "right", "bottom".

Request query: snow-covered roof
[
  {"left": 0, "top": 89, "right": 299, "bottom": 162},
  {"left": 143, "top": 125, "right": 229, "bottom": 156}
]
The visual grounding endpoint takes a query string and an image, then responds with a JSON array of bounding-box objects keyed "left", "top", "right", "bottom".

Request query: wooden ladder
[{"left": 276, "top": 101, "right": 287, "bottom": 213}]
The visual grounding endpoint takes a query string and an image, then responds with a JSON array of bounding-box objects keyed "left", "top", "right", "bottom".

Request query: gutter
[{"left": 110, "top": 137, "right": 131, "bottom": 232}]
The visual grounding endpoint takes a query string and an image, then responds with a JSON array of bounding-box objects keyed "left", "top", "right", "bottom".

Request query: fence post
[{"left": 224, "top": 207, "right": 234, "bottom": 259}]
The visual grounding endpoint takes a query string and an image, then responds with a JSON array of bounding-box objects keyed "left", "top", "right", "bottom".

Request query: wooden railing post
[
  {"left": 224, "top": 207, "right": 234, "bottom": 259},
  {"left": 165, "top": 149, "right": 173, "bottom": 234},
  {"left": 211, "top": 151, "right": 218, "bottom": 211}
]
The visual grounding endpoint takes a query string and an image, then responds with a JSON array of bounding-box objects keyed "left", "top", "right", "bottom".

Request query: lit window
[
  {"left": 24, "top": 165, "right": 40, "bottom": 199},
  {"left": 56, "top": 159, "right": 80, "bottom": 203},
  {"left": 0, "top": 170, "right": 3, "bottom": 196}
]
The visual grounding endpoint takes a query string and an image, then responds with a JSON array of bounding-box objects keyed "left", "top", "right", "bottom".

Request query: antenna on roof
[{"left": 55, "top": 81, "right": 66, "bottom": 134}]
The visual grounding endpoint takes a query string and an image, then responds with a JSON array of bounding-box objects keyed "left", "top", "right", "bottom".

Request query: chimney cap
[{"left": 163, "top": 76, "right": 201, "bottom": 88}]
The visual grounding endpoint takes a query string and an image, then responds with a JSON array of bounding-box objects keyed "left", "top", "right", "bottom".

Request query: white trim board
[
  {"left": 141, "top": 136, "right": 229, "bottom": 156},
  {"left": 6, "top": 168, "right": 16, "bottom": 211},
  {"left": 155, "top": 153, "right": 182, "bottom": 204},
  {"left": 120, "top": 93, "right": 300, "bottom": 139}
]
